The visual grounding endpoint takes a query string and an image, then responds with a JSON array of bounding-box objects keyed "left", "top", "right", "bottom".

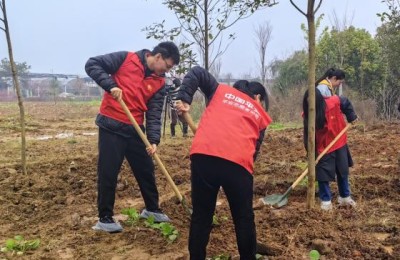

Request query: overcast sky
[{"left": 0, "top": 0, "right": 387, "bottom": 78}]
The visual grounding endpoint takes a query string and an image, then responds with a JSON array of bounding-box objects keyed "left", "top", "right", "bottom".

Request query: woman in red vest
[
  {"left": 303, "top": 86, "right": 358, "bottom": 211},
  {"left": 175, "top": 66, "right": 272, "bottom": 260}
]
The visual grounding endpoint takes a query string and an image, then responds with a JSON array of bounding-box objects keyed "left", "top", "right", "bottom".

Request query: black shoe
[{"left": 100, "top": 216, "right": 115, "bottom": 223}]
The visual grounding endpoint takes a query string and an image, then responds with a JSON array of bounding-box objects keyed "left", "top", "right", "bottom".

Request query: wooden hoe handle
[
  {"left": 291, "top": 124, "right": 351, "bottom": 189},
  {"left": 118, "top": 99, "right": 183, "bottom": 202}
]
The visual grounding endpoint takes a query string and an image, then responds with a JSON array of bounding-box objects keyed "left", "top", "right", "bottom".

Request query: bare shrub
[
  {"left": 344, "top": 87, "right": 379, "bottom": 125},
  {"left": 268, "top": 85, "right": 306, "bottom": 123}
]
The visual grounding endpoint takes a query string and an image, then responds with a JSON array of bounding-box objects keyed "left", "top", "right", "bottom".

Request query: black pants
[
  {"left": 189, "top": 154, "right": 256, "bottom": 260},
  {"left": 97, "top": 128, "right": 160, "bottom": 218},
  {"left": 170, "top": 108, "right": 188, "bottom": 136}
]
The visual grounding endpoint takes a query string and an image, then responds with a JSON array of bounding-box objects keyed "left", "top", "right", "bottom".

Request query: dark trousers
[
  {"left": 316, "top": 145, "right": 352, "bottom": 201},
  {"left": 97, "top": 128, "right": 159, "bottom": 218},
  {"left": 189, "top": 154, "right": 256, "bottom": 260},
  {"left": 318, "top": 174, "right": 351, "bottom": 201},
  {"left": 170, "top": 109, "right": 188, "bottom": 136}
]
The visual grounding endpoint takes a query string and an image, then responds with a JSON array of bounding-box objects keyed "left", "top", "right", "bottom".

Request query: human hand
[
  {"left": 351, "top": 117, "right": 359, "bottom": 125},
  {"left": 174, "top": 100, "right": 190, "bottom": 115},
  {"left": 110, "top": 87, "right": 122, "bottom": 101},
  {"left": 146, "top": 144, "right": 157, "bottom": 156}
]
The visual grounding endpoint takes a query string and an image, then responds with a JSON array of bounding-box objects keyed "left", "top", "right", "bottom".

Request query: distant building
[{"left": 0, "top": 72, "right": 102, "bottom": 101}]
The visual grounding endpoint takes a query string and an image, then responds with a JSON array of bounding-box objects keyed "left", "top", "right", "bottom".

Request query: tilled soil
[{"left": 0, "top": 102, "right": 399, "bottom": 259}]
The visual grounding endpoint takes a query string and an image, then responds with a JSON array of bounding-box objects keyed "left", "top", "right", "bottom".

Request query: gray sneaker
[
  {"left": 92, "top": 216, "right": 123, "bottom": 233},
  {"left": 140, "top": 209, "right": 171, "bottom": 223}
]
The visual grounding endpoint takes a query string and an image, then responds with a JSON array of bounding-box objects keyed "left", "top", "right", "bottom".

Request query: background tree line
[{"left": 269, "top": 1, "right": 400, "bottom": 120}]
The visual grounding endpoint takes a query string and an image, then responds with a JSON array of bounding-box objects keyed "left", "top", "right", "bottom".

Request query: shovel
[
  {"left": 261, "top": 124, "right": 351, "bottom": 208},
  {"left": 118, "top": 99, "right": 192, "bottom": 215}
]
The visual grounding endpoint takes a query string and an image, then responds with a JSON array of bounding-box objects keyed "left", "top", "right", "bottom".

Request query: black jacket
[{"left": 85, "top": 50, "right": 165, "bottom": 144}]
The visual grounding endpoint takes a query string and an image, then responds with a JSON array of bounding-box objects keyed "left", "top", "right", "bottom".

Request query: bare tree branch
[
  {"left": 290, "top": 0, "right": 306, "bottom": 17},
  {"left": 0, "top": 26, "right": 5, "bottom": 32},
  {"left": 254, "top": 21, "right": 272, "bottom": 86},
  {"left": 314, "top": 0, "right": 323, "bottom": 15}
]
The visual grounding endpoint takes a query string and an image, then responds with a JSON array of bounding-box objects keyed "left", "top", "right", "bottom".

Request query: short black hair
[
  {"left": 233, "top": 80, "right": 253, "bottom": 98},
  {"left": 232, "top": 80, "right": 269, "bottom": 112},
  {"left": 249, "top": 81, "right": 269, "bottom": 111},
  {"left": 151, "top": 41, "right": 180, "bottom": 65}
]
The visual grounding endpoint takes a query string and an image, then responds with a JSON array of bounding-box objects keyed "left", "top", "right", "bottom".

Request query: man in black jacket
[{"left": 85, "top": 41, "right": 180, "bottom": 233}]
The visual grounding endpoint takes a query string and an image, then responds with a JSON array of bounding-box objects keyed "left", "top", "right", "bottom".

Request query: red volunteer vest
[
  {"left": 190, "top": 85, "right": 272, "bottom": 173},
  {"left": 316, "top": 95, "right": 347, "bottom": 154},
  {"left": 99, "top": 52, "right": 165, "bottom": 125}
]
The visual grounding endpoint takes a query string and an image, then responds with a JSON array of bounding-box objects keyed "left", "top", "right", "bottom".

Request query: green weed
[
  {"left": 67, "top": 139, "right": 78, "bottom": 144},
  {"left": 121, "top": 208, "right": 140, "bottom": 226},
  {"left": 268, "top": 122, "right": 301, "bottom": 130},
  {"left": 295, "top": 161, "right": 308, "bottom": 170},
  {"left": 211, "top": 254, "right": 230, "bottom": 260},
  {"left": 1, "top": 235, "right": 40, "bottom": 255},
  {"left": 144, "top": 215, "right": 179, "bottom": 243},
  {"left": 298, "top": 177, "right": 319, "bottom": 190},
  {"left": 212, "top": 214, "right": 229, "bottom": 226},
  {"left": 309, "top": 249, "right": 320, "bottom": 260}
]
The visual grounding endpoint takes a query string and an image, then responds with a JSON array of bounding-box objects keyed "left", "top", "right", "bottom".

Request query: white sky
[{"left": 0, "top": 0, "right": 387, "bottom": 78}]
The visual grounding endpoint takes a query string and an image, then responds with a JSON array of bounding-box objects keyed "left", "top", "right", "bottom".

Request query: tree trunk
[
  {"left": 306, "top": 1, "right": 317, "bottom": 209},
  {"left": 204, "top": 0, "right": 209, "bottom": 71},
  {"left": 2, "top": 0, "right": 27, "bottom": 174}
]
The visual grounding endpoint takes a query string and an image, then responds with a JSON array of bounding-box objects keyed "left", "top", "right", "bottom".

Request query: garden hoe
[
  {"left": 118, "top": 99, "right": 192, "bottom": 216},
  {"left": 182, "top": 112, "right": 197, "bottom": 134},
  {"left": 172, "top": 99, "right": 197, "bottom": 134},
  {"left": 260, "top": 123, "right": 351, "bottom": 208}
]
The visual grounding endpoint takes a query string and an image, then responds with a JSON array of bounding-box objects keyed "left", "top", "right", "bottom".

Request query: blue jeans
[{"left": 318, "top": 173, "right": 351, "bottom": 202}]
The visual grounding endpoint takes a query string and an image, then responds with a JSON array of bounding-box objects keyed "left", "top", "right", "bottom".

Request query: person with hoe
[
  {"left": 175, "top": 66, "right": 272, "bottom": 260},
  {"left": 85, "top": 41, "right": 180, "bottom": 233},
  {"left": 303, "top": 68, "right": 358, "bottom": 211}
]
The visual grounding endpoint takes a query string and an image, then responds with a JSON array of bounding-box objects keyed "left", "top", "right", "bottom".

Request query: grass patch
[{"left": 268, "top": 122, "right": 302, "bottom": 131}]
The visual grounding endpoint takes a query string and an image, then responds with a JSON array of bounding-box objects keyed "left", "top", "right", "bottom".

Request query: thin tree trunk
[
  {"left": 2, "top": 0, "right": 27, "bottom": 174},
  {"left": 306, "top": 1, "right": 317, "bottom": 209},
  {"left": 204, "top": 0, "right": 209, "bottom": 71}
]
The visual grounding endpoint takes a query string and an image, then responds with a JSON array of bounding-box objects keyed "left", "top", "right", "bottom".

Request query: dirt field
[{"left": 0, "top": 102, "right": 399, "bottom": 259}]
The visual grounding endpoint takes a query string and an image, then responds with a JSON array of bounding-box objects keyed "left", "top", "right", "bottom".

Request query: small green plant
[
  {"left": 298, "top": 177, "right": 319, "bottom": 190},
  {"left": 121, "top": 208, "right": 140, "bottom": 226},
  {"left": 211, "top": 254, "right": 230, "bottom": 260},
  {"left": 1, "top": 235, "right": 40, "bottom": 255},
  {"left": 159, "top": 222, "right": 179, "bottom": 242},
  {"left": 299, "top": 176, "right": 308, "bottom": 187},
  {"left": 309, "top": 249, "right": 320, "bottom": 260},
  {"left": 212, "top": 214, "right": 229, "bottom": 226},
  {"left": 144, "top": 216, "right": 179, "bottom": 242}
]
